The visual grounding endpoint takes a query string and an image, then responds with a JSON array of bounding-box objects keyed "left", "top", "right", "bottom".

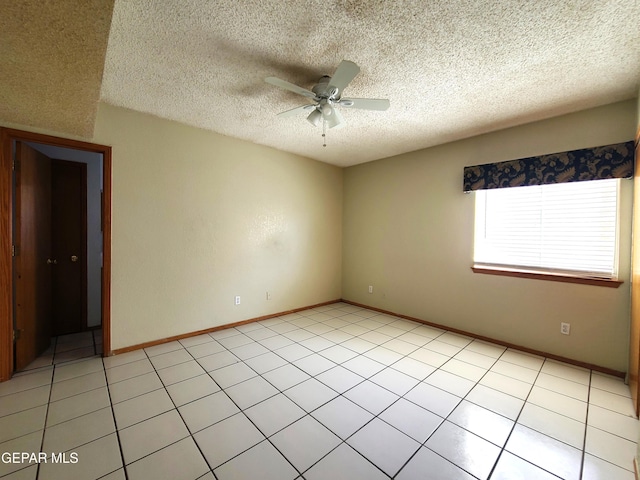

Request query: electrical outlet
[
  {"left": 235, "top": 296, "right": 241, "bottom": 305},
  {"left": 368, "top": 285, "right": 373, "bottom": 294},
  {"left": 266, "top": 291, "right": 271, "bottom": 300},
  {"left": 560, "top": 322, "right": 570, "bottom": 335}
]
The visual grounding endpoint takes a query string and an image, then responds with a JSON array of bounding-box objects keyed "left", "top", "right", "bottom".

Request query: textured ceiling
[
  {"left": 2, "top": 1, "right": 638, "bottom": 167},
  {"left": 100, "top": 0, "right": 640, "bottom": 166},
  {"left": 0, "top": 0, "right": 114, "bottom": 137}
]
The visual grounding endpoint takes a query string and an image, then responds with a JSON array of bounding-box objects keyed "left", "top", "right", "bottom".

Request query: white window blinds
[{"left": 474, "top": 179, "right": 619, "bottom": 278}]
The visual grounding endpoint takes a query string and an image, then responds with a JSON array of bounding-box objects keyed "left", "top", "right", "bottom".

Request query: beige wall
[
  {"left": 4, "top": 99, "right": 636, "bottom": 369},
  {"left": 92, "top": 104, "right": 342, "bottom": 350},
  {"left": 342, "top": 100, "right": 637, "bottom": 372}
]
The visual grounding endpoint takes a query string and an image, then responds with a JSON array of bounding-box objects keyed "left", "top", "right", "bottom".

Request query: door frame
[
  {"left": 631, "top": 128, "right": 640, "bottom": 416},
  {"left": 0, "top": 127, "right": 112, "bottom": 382}
]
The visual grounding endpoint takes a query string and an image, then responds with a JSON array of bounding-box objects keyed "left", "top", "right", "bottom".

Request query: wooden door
[
  {"left": 0, "top": 127, "right": 113, "bottom": 383},
  {"left": 14, "top": 142, "right": 52, "bottom": 370},
  {"left": 51, "top": 160, "right": 87, "bottom": 336},
  {"left": 630, "top": 138, "right": 640, "bottom": 416}
]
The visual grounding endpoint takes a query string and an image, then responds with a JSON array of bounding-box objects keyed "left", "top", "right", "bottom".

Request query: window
[{"left": 473, "top": 179, "right": 619, "bottom": 279}]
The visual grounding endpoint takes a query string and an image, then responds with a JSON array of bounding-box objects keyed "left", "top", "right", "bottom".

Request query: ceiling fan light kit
[
  {"left": 307, "top": 109, "right": 322, "bottom": 127},
  {"left": 265, "top": 60, "right": 390, "bottom": 145}
]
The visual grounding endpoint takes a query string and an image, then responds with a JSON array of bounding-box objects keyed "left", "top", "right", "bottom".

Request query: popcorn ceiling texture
[
  {"left": 0, "top": 0, "right": 114, "bottom": 137},
  {"left": 2, "top": 1, "right": 639, "bottom": 166}
]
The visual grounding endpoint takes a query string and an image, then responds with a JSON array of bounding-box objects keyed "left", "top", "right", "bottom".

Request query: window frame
[{"left": 471, "top": 179, "right": 623, "bottom": 288}]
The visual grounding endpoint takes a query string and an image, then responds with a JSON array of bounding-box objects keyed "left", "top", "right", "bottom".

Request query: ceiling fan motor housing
[{"left": 312, "top": 76, "right": 339, "bottom": 100}]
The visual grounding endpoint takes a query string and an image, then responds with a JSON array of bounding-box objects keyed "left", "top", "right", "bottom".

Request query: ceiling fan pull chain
[{"left": 322, "top": 118, "right": 327, "bottom": 147}]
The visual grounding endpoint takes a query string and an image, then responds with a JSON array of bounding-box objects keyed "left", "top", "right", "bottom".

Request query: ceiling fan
[{"left": 265, "top": 60, "right": 390, "bottom": 130}]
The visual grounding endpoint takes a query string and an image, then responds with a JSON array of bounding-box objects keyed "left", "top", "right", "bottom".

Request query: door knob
[
  {"left": 71, "top": 255, "right": 78, "bottom": 262},
  {"left": 46, "top": 259, "right": 57, "bottom": 264}
]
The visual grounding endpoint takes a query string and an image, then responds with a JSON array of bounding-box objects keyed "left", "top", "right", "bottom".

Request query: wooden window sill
[{"left": 471, "top": 266, "right": 623, "bottom": 288}]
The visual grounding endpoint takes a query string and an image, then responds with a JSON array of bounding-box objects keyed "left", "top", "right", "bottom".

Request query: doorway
[{"left": 0, "top": 128, "right": 112, "bottom": 381}]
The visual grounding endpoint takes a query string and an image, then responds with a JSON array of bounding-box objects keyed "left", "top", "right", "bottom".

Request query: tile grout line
[
  {"left": 105, "top": 348, "right": 215, "bottom": 476},
  {"left": 482, "top": 350, "right": 549, "bottom": 479},
  {"left": 384, "top": 341, "right": 593, "bottom": 478},
  {"left": 144, "top": 345, "right": 222, "bottom": 480},
  {"left": 34, "top": 356, "right": 55, "bottom": 480},
  {"left": 395, "top": 336, "right": 534, "bottom": 478},
  {"left": 51, "top": 332, "right": 96, "bottom": 366},
  {"left": 336, "top": 331, "right": 478, "bottom": 475},
  {"left": 2, "top": 324, "right": 476, "bottom": 479},
  {"left": 103, "top": 356, "right": 131, "bottom": 480},
  {"left": 328, "top": 318, "right": 545, "bottom": 478},
  {"left": 579, "top": 371, "right": 593, "bottom": 480},
  {"left": 223, "top": 348, "right": 350, "bottom": 479},
  {"left": 388, "top": 339, "right": 506, "bottom": 479},
  {"left": 9, "top": 304, "right": 636, "bottom": 479},
  {"left": 137, "top": 307, "right": 564, "bottom": 478},
  {"left": 179, "top": 337, "right": 303, "bottom": 479},
  {"left": 99, "top": 311, "right": 640, "bottom": 478},
  {"left": 3, "top": 324, "right": 524, "bottom": 456},
  {"left": 256, "top": 308, "right": 396, "bottom": 479},
  {"left": 17, "top": 343, "right": 110, "bottom": 478},
  {"left": 414, "top": 343, "right": 598, "bottom": 476},
  {"left": 201, "top": 305, "right": 397, "bottom": 478},
  {"left": 251, "top": 311, "right": 478, "bottom": 478},
  {"left": 123, "top": 328, "right": 337, "bottom": 477}
]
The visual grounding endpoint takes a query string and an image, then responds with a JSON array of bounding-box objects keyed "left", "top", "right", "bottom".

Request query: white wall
[
  {"left": 342, "top": 100, "right": 637, "bottom": 372},
  {"left": 93, "top": 104, "right": 343, "bottom": 350}
]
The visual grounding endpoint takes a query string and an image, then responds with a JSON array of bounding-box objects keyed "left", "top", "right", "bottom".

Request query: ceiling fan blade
[
  {"left": 339, "top": 98, "right": 390, "bottom": 111},
  {"left": 328, "top": 60, "right": 360, "bottom": 93},
  {"left": 277, "top": 104, "right": 316, "bottom": 117},
  {"left": 265, "top": 77, "right": 316, "bottom": 99}
]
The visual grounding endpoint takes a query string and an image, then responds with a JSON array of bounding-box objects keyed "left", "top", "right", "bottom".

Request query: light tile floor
[
  {"left": 0, "top": 302, "right": 638, "bottom": 479},
  {"left": 21, "top": 330, "right": 103, "bottom": 371}
]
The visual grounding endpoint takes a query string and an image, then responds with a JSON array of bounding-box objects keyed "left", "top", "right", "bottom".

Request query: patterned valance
[{"left": 463, "top": 141, "right": 634, "bottom": 192}]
